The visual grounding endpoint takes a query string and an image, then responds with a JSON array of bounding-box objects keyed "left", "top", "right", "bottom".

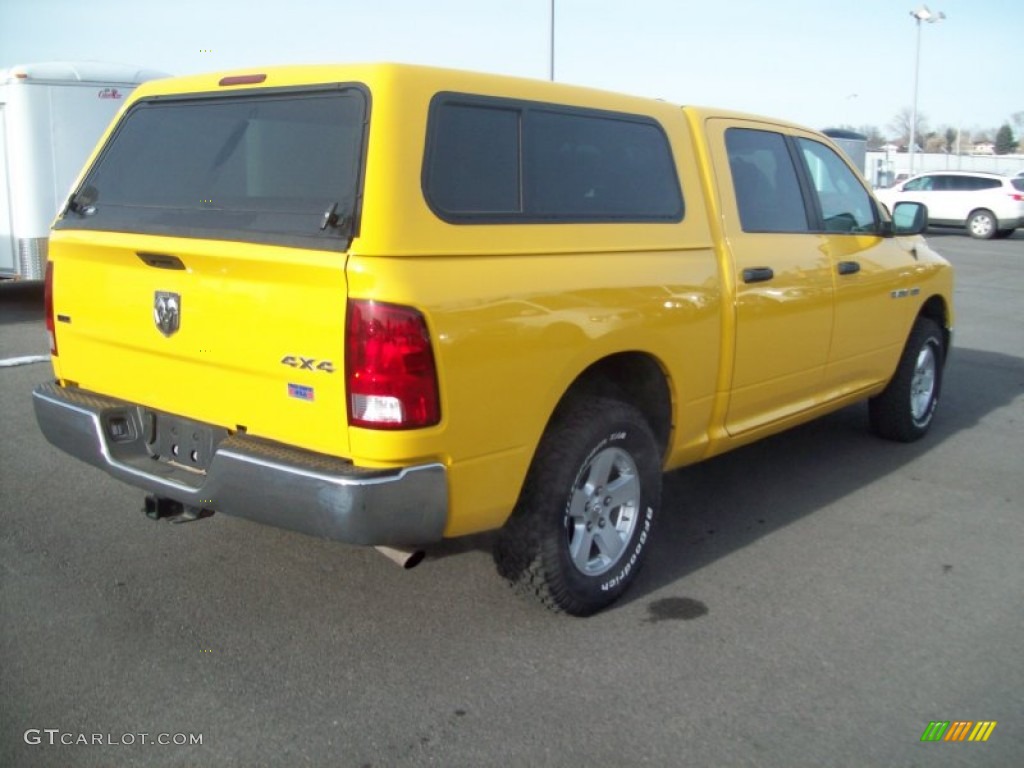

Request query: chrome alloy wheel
[
  {"left": 910, "top": 344, "right": 937, "bottom": 423},
  {"left": 564, "top": 446, "right": 641, "bottom": 576}
]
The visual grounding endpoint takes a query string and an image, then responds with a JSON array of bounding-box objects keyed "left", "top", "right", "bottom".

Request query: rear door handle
[
  {"left": 837, "top": 261, "right": 861, "bottom": 276},
  {"left": 742, "top": 267, "right": 774, "bottom": 284}
]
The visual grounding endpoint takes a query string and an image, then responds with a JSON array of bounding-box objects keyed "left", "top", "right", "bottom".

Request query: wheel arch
[
  {"left": 918, "top": 294, "right": 951, "bottom": 355},
  {"left": 967, "top": 206, "right": 996, "bottom": 220},
  {"left": 550, "top": 351, "right": 673, "bottom": 460}
]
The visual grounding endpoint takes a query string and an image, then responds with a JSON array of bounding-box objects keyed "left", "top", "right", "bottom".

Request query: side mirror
[{"left": 891, "top": 201, "right": 927, "bottom": 236}]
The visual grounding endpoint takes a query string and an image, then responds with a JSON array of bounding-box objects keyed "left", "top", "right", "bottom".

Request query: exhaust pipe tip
[
  {"left": 143, "top": 495, "right": 213, "bottom": 523},
  {"left": 144, "top": 494, "right": 182, "bottom": 520},
  {"left": 375, "top": 545, "right": 427, "bottom": 570}
]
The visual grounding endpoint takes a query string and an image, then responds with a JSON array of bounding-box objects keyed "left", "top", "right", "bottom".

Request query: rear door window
[
  {"left": 968, "top": 177, "right": 1001, "bottom": 191},
  {"left": 903, "top": 176, "right": 935, "bottom": 191},
  {"left": 725, "top": 128, "right": 809, "bottom": 232},
  {"left": 56, "top": 87, "right": 369, "bottom": 250}
]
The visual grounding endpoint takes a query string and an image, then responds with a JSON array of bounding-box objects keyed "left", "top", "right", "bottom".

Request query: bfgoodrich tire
[
  {"left": 494, "top": 397, "right": 661, "bottom": 616},
  {"left": 869, "top": 317, "right": 945, "bottom": 442}
]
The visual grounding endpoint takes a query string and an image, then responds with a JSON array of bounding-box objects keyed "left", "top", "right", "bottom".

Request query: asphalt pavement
[{"left": 1, "top": 232, "right": 1022, "bottom": 767}]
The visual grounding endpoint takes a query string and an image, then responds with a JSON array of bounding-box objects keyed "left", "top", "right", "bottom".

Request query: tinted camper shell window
[
  {"left": 56, "top": 85, "right": 370, "bottom": 251},
  {"left": 423, "top": 93, "right": 684, "bottom": 224}
]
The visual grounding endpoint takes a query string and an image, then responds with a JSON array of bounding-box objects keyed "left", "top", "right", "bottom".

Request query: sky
[{"left": 1, "top": 0, "right": 1021, "bottom": 138}]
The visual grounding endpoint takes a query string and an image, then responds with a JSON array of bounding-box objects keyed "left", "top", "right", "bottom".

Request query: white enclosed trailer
[{"left": 0, "top": 62, "right": 168, "bottom": 279}]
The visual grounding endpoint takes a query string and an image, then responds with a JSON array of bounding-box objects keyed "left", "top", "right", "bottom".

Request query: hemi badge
[
  {"left": 288, "top": 383, "right": 315, "bottom": 402},
  {"left": 890, "top": 287, "right": 921, "bottom": 299}
]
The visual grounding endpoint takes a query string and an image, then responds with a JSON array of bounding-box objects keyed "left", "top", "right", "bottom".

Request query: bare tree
[
  {"left": 857, "top": 125, "right": 887, "bottom": 150},
  {"left": 889, "top": 108, "right": 928, "bottom": 149}
]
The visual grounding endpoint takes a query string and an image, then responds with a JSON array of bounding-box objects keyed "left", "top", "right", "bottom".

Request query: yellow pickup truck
[{"left": 33, "top": 64, "right": 953, "bottom": 615}]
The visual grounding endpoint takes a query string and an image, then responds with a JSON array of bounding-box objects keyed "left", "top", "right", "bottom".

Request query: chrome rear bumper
[{"left": 32, "top": 383, "right": 448, "bottom": 546}]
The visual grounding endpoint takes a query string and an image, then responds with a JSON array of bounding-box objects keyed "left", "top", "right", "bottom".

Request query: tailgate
[
  {"left": 50, "top": 231, "right": 350, "bottom": 457},
  {"left": 47, "top": 80, "right": 370, "bottom": 458}
]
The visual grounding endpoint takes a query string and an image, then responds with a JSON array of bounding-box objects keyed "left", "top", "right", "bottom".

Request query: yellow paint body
[{"left": 47, "top": 64, "right": 954, "bottom": 539}]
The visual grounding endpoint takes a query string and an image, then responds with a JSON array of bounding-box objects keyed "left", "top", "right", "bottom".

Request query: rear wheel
[
  {"left": 869, "top": 317, "right": 945, "bottom": 442},
  {"left": 494, "top": 397, "right": 661, "bottom": 616},
  {"left": 966, "top": 209, "right": 997, "bottom": 239}
]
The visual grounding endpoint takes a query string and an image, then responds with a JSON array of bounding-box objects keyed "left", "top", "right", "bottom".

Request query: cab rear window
[
  {"left": 423, "top": 93, "right": 684, "bottom": 223},
  {"left": 56, "top": 86, "right": 368, "bottom": 251}
]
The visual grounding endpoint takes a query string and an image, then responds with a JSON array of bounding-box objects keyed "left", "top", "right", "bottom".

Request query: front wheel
[
  {"left": 869, "top": 317, "right": 945, "bottom": 442},
  {"left": 494, "top": 397, "right": 662, "bottom": 616},
  {"left": 967, "top": 209, "right": 997, "bottom": 239}
]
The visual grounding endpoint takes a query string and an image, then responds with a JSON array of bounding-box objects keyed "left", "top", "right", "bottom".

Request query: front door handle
[
  {"left": 837, "top": 261, "right": 861, "bottom": 276},
  {"left": 742, "top": 267, "right": 775, "bottom": 284}
]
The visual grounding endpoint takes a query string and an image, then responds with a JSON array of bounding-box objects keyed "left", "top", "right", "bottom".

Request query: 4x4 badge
[{"left": 154, "top": 291, "right": 181, "bottom": 337}]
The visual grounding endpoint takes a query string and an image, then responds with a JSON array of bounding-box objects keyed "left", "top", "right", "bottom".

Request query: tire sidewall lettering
[{"left": 579, "top": 429, "right": 628, "bottom": 471}]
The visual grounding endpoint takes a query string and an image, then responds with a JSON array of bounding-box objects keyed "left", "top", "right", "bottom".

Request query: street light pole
[
  {"left": 908, "top": 5, "right": 944, "bottom": 175},
  {"left": 549, "top": 0, "right": 556, "bottom": 81}
]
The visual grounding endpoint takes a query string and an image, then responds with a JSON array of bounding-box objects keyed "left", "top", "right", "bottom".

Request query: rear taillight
[
  {"left": 345, "top": 300, "right": 440, "bottom": 429},
  {"left": 1010, "top": 193, "right": 1024, "bottom": 202},
  {"left": 44, "top": 260, "right": 57, "bottom": 356}
]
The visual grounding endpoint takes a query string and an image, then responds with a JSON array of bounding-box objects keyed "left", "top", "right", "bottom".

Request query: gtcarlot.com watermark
[{"left": 24, "top": 729, "right": 203, "bottom": 747}]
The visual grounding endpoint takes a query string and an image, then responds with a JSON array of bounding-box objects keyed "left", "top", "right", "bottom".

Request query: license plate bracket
[{"left": 143, "top": 411, "right": 228, "bottom": 472}]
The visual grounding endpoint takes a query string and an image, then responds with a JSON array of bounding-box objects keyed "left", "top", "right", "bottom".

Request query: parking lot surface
[{"left": 1, "top": 233, "right": 1022, "bottom": 767}]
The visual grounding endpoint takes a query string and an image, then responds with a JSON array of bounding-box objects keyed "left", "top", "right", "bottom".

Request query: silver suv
[{"left": 875, "top": 171, "right": 1024, "bottom": 239}]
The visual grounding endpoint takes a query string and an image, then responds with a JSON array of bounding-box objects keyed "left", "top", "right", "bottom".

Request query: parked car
[{"left": 875, "top": 170, "right": 1024, "bottom": 239}]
